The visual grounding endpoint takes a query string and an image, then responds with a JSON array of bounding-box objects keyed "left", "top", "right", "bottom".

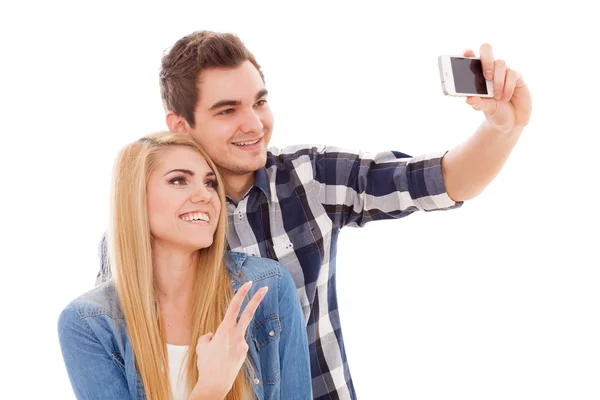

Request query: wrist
[
  {"left": 189, "top": 386, "right": 218, "bottom": 400},
  {"left": 480, "top": 120, "right": 523, "bottom": 142}
]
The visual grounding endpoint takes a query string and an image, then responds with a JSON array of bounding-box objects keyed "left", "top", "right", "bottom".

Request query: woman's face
[{"left": 146, "top": 147, "right": 221, "bottom": 252}]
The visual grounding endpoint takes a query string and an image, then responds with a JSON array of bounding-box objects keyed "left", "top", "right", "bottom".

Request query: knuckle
[
  {"left": 236, "top": 320, "right": 246, "bottom": 332},
  {"left": 239, "top": 342, "right": 249, "bottom": 353},
  {"left": 237, "top": 328, "right": 248, "bottom": 340}
]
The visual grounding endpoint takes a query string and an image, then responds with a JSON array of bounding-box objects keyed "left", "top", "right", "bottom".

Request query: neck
[
  {"left": 152, "top": 241, "right": 197, "bottom": 305},
  {"left": 221, "top": 170, "right": 255, "bottom": 204}
]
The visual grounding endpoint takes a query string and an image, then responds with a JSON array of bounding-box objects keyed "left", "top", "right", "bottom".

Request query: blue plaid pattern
[{"left": 98, "top": 144, "right": 462, "bottom": 399}]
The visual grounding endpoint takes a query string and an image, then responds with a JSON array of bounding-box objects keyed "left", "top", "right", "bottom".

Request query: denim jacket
[{"left": 58, "top": 252, "right": 312, "bottom": 400}]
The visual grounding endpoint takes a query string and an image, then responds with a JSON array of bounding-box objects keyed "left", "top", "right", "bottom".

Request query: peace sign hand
[{"left": 191, "top": 281, "right": 268, "bottom": 400}]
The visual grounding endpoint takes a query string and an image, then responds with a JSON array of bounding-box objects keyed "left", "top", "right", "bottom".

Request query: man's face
[{"left": 188, "top": 61, "right": 274, "bottom": 177}]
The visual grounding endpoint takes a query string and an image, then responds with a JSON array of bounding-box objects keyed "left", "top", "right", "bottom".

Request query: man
[{"left": 98, "top": 30, "right": 531, "bottom": 399}]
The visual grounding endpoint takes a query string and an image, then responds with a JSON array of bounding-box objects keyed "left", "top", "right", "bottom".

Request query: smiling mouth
[
  {"left": 232, "top": 137, "right": 261, "bottom": 147},
  {"left": 179, "top": 212, "right": 210, "bottom": 223}
]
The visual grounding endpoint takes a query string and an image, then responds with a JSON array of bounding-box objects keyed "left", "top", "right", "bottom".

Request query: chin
[
  {"left": 183, "top": 237, "right": 214, "bottom": 252},
  {"left": 241, "top": 154, "right": 267, "bottom": 172},
  {"left": 196, "top": 239, "right": 214, "bottom": 250}
]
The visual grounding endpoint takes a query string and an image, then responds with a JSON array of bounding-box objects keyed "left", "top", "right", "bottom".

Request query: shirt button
[
  {"left": 269, "top": 330, "right": 275, "bottom": 337},
  {"left": 254, "top": 378, "right": 260, "bottom": 384}
]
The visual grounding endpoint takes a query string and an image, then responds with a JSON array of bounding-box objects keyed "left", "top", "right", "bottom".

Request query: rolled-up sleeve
[{"left": 310, "top": 145, "right": 463, "bottom": 228}]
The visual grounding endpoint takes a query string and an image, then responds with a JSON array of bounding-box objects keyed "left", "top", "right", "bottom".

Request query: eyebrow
[
  {"left": 163, "top": 169, "right": 216, "bottom": 178},
  {"left": 208, "top": 89, "right": 269, "bottom": 111}
]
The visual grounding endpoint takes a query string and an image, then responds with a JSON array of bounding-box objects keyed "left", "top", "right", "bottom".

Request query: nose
[
  {"left": 190, "top": 184, "right": 212, "bottom": 203},
  {"left": 240, "top": 108, "right": 263, "bottom": 134}
]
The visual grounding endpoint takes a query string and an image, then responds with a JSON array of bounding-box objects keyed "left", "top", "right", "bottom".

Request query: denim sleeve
[
  {"left": 277, "top": 267, "right": 313, "bottom": 399},
  {"left": 58, "top": 304, "right": 132, "bottom": 399}
]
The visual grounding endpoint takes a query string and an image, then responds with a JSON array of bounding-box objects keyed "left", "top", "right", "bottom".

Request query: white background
[{"left": 1, "top": 1, "right": 599, "bottom": 399}]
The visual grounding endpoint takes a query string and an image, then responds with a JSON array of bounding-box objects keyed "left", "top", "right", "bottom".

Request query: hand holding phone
[
  {"left": 438, "top": 55, "right": 493, "bottom": 98},
  {"left": 437, "top": 44, "right": 532, "bottom": 134}
]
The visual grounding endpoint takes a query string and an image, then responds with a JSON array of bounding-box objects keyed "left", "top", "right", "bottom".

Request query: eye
[
  {"left": 255, "top": 99, "right": 267, "bottom": 107},
  {"left": 169, "top": 176, "right": 187, "bottom": 185},
  {"left": 219, "top": 108, "right": 235, "bottom": 116},
  {"left": 204, "top": 179, "right": 218, "bottom": 189}
]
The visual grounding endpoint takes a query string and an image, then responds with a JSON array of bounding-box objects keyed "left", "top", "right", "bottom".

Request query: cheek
[
  {"left": 197, "top": 120, "right": 237, "bottom": 145},
  {"left": 212, "top": 195, "right": 221, "bottom": 221},
  {"left": 147, "top": 192, "right": 178, "bottom": 233},
  {"left": 261, "top": 106, "right": 274, "bottom": 128}
]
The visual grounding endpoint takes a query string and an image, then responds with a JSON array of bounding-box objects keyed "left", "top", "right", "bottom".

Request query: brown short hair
[{"left": 159, "top": 30, "right": 264, "bottom": 128}]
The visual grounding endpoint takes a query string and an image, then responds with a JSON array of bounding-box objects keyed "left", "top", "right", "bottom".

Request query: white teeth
[
  {"left": 233, "top": 139, "right": 260, "bottom": 146},
  {"left": 181, "top": 212, "right": 209, "bottom": 222}
]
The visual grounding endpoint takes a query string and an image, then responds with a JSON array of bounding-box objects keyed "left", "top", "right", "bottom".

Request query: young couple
[{"left": 58, "top": 30, "right": 532, "bottom": 400}]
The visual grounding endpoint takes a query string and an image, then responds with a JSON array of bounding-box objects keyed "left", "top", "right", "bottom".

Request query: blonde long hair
[{"left": 107, "top": 131, "right": 250, "bottom": 399}]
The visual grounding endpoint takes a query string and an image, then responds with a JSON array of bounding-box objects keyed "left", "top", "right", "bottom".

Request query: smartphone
[{"left": 438, "top": 55, "right": 493, "bottom": 97}]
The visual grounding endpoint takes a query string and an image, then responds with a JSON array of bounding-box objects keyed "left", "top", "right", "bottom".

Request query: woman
[{"left": 58, "top": 131, "right": 312, "bottom": 400}]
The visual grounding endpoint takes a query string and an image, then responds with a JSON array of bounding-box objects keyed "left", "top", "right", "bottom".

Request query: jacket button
[
  {"left": 269, "top": 330, "right": 275, "bottom": 337},
  {"left": 254, "top": 378, "right": 260, "bottom": 384}
]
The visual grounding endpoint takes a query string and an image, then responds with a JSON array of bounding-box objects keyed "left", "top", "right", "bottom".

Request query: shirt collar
[
  {"left": 225, "top": 251, "right": 248, "bottom": 289},
  {"left": 252, "top": 167, "right": 270, "bottom": 198},
  {"left": 225, "top": 168, "right": 270, "bottom": 205}
]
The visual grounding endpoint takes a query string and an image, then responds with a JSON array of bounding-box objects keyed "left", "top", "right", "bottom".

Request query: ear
[{"left": 166, "top": 111, "right": 191, "bottom": 134}]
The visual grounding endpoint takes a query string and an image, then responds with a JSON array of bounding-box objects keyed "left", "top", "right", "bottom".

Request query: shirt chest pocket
[
  {"left": 271, "top": 229, "right": 319, "bottom": 263},
  {"left": 251, "top": 315, "right": 282, "bottom": 385}
]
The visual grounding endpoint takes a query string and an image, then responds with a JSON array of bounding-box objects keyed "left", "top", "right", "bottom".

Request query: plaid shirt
[
  {"left": 223, "top": 145, "right": 462, "bottom": 399},
  {"left": 98, "top": 144, "right": 462, "bottom": 399}
]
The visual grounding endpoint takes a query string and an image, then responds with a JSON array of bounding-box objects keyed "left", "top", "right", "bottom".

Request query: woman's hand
[{"left": 190, "top": 281, "right": 268, "bottom": 400}]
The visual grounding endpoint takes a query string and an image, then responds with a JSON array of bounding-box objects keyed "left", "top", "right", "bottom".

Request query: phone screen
[{"left": 450, "top": 57, "right": 488, "bottom": 95}]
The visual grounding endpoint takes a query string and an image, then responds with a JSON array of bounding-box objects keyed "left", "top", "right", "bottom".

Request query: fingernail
[
  {"left": 260, "top": 286, "right": 269, "bottom": 295},
  {"left": 246, "top": 281, "right": 253, "bottom": 288}
]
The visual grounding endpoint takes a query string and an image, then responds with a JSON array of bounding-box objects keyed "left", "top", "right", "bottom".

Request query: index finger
[
  {"left": 236, "top": 286, "right": 268, "bottom": 334},
  {"left": 463, "top": 48, "right": 475, "bottom": 58},
  {"left": 480, "top": 43, "right": 495, "bottom": 81},
  {"left": 221, "top": 281, "right": 253, "bottom": 328}
]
